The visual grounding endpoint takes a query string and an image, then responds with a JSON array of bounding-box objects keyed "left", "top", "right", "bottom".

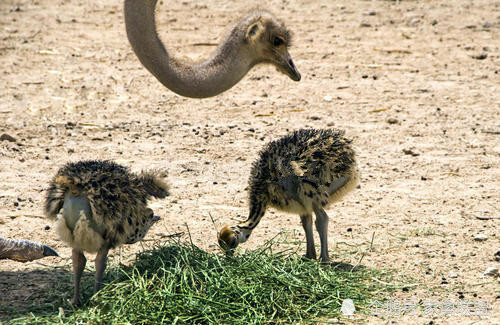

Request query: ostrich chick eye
[{"left": 273, "top": 37, "right": 284, "bottom": 47}]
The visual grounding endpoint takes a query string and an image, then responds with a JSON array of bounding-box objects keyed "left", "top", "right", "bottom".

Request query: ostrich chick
[
  {"left": 218, "top": 129, "right": 359, "bottom": 263},
  {"left": 45, "top": 160, "right": 169, "bottom": 305}
]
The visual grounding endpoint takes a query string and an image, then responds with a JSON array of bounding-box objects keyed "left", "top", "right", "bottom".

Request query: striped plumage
[
  {"left": 218, "top": 129, "right": 359, "bottom": 263},
  {"left": 45, "top": 160, "right": 169, "bottom": 305}
]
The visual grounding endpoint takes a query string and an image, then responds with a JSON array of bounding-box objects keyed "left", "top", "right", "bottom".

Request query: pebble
[
  {"left": 473, "top": 234, "right": 488, "bottom": 241},
  {"left": 362, "top": 11, "right": 377, "bottom": 16},
  {"left": 409, "top": 18, "right": 420, "bottom": 26},
  {"left": 402, "top": 148, "right": 420, "bottom": 156},
  {"left": 0, "top": 133, "right": 16, "bottom": 142},
  {"left": 495, "top": 251, "right": 500, "bottom": 262},
  {"left": 387, "top": 117, "right": 399, "bottom": 124},
  {"left": 484, "top": 267, "right": 498, "bottom": 277},
  {"left": 472, "top": 53, "right": 488, "bottom": 60},
  {"left": 323, "top": 95, "right": 332, "bottom": 102},
  {"left": 448, "top": 271, "right": 458, "bottom": 278}
]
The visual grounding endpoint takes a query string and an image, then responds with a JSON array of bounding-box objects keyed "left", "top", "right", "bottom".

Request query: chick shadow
[
  {"left": 0, "top": 242, "right": 190, "bottom": 322},
  {"left": 298, "top": 255, "right": 366, "bottom": 272},
  {"left": 329, "top": 261, "right": 366, "bottom": 272},
  {"left": 0, "top": 256, "right": 143, "bottom": 322},
  {"left": 0, "top": 265, "right": 76, "bottom": 321}
]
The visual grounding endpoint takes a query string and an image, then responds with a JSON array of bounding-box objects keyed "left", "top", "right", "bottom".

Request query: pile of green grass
[{"left": 10, "top": 239, "right": 398, "bottom": 324}]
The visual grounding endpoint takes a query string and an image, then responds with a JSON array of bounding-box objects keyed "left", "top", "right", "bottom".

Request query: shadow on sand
[{"left": 0, "top": 266, "right": 92, "bottom": 322}]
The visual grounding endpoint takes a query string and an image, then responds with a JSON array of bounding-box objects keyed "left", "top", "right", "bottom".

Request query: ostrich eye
[{"left": 273, "top": 37, "right": 284, "bottom": 47}]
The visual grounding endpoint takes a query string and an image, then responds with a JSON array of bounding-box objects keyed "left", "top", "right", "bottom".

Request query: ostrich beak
[
  {"left": 43, "top": 245, "right": 59, "bottom": 257},
  {"left": 0, "top": 237, "right": 59, "bottom": 262},
  {"left": 280, "top": 52, "right": 301, "bottom": 81}
]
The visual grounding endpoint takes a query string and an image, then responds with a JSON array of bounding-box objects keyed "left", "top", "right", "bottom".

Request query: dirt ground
[{"left": 0, "top": 0, "right": 499, "bottom": 323}]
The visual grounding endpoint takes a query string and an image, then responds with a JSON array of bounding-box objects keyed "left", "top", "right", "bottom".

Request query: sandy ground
[{"left": 0, "top": 0, "right": 499, "bottom": 323}]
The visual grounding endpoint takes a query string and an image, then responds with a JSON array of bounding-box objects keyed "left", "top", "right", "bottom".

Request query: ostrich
[
  {"left": 45, "top": 160, "right": 169, "bottom": 305},
  {"left": 218, "top": 129, "right": 359, "bottom": 263},
  {"left": 124, "top": 0, "right": 301, "bottom": 98},
  {"left": 0, "top": 237, "right": 58, "bottom": 262}
]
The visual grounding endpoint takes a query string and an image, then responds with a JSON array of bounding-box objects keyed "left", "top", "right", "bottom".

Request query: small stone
[
  {"left": 0, "top": 133, "right": 16, "bottom": 142},
  {"left": 495, "top": 251, "right": 500, "bottom": 262},
  {"left": 347, "top": 227, "right": 352, "bottom": 232},
  {"left": 448, "top": 271, "right": 458, "bottom": 278},
  {"left": 387, "top": 117, "right": 399, "bottom": 124},
  {"left": 323, "top": 95, "right": 332, "bottom": 102},
  {"left": 473, "top": 234, "right": 488, "bottom": 241},
  {"left": 484, "top": 267, "right": 498, "bottom": 277},
  {"left": 472, "top": 53, "right": 487, "bottom": 60},
  {"left": 362, "top": 11, "right": 377, "bottom": 16},
  {"left": 44, "top": 225, "right": 51, "bottom": 230},
  {"left": 360, "top": 22, "right": 372, "bottom": 28},
  {"left": 403, "top": 148, "right": 420, "bottom": 156},
  {"left": 409, "top": 18, "right": 420, "bottom": 26},
  {"left": 309, "top": 116, "right": 321, "bottom": 120},
  {"left": 340, "top": 299, "right": 355, "bottom": 316},
  {"left": 10, "top": 5, "right": 21, "bottom": 12}
]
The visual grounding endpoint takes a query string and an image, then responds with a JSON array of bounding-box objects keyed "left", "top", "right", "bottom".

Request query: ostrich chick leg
[
  {"left": 300, "top": 214, "right": 316, "bottom": 260},
  {"left": 314, "top": 207, "right": 330, "bottom": 263},
  {"left": 94, "top": 246, "right": 109, "bottom": 293},
  {"left": 72, "top": 249, "right": 86, "bottom": 305}
]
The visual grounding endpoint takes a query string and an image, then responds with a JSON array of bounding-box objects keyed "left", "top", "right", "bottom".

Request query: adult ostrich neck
[{"left": 124, "top": 0, "right": 255, "bottom": 98}]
